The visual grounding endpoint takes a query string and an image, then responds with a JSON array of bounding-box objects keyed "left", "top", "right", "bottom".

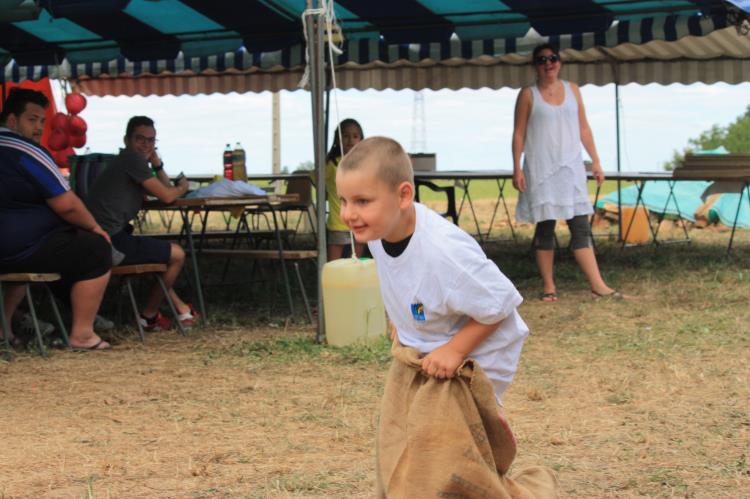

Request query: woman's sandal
[
  {"left": 539, "top": 292, "right": 558, "bottom": 302},
  {"left": 70, "top": 338, "right": 111, "bottom": 352},
  {"left": 591, "top": 289, "right": 624, "bottom": 300}
]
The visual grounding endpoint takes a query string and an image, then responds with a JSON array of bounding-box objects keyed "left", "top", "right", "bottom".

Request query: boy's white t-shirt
[{"left": 368, "top": 203, "right": 529, "bottom": 402}]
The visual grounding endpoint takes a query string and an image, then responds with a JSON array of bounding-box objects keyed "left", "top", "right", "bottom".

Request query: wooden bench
[
  {"left": 111, "top": 264, "right": 168, "bottom": 276},
  {"left": 111, "top": 264, "right": 188, "bottom": 339},
  {"left": 144, "top": 229, "right": 297, "bottom": 246},
  {"left": 196, "top": 249, "right": 318, "bottom": 323},
  {"left": 147, "top": 229, "right": 296, "bottom": 238},
  {"left": 196, "top": 249, "right": 317, "bottom": 259},
  {"left": 0, "top": 273, "right": 69, "bottom": 357}
]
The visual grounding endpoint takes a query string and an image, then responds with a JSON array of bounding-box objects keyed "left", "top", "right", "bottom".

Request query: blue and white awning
[{"left": 2, "top": 1, "right": 749, "bottom": 93}]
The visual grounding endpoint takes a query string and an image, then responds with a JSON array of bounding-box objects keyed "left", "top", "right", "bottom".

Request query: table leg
[
  {"left": 181, "top": 207, "right": 207, "bottom": 326},
  {"left": 268, "top": 203, "right": 295, "bottom": 317},
  {"left": 590, "top": 183, "right": 602, "bottom": 251},
  {"left": 660, "top": 180, "right": 691, "bottom": 244},
  {"left": 499, "top": 178, "right": 517, "bottom": 242},
  {"left": 459, "top": 179, "right": 484, "bottom": 243},
  {"left": 483, "top": 179, "right": 504, "bottom": 241},
  {"left": 198, "top": 209, "right": 210, "bottom": 253},
  {"left": 727, "top": 182, "right": 748, "bottom": 255},
  {"left": 456, "top": 179, "right": 469, "bottom": 217},
  {"left": 166, "top": 210, "right": 176, "bottom": 233},
  {"left": 642, "top": 182, "right": 660, "bottom": 245},
  {"left": 622, "top": 180, "right": 657, "bottom": 248},
  {"left": 591, "top": 183, "right": 602, "bottom": 225}
]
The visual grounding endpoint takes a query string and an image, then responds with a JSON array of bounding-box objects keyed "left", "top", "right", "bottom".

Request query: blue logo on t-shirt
[{"left": 411, "top": 303, "right": 425, "bottom": 321}]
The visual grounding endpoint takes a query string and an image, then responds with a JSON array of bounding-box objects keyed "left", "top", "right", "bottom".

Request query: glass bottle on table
[
  {"left": 232, "top": 141, "right": 247, "bottom": 181},
  {"left": 223, "top": 143, "right": 234, "bottom": 180}
]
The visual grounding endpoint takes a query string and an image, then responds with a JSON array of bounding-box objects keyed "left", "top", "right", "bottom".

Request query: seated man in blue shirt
[{"left": 0, "top": 88, "right": 112, "bottom": 350}]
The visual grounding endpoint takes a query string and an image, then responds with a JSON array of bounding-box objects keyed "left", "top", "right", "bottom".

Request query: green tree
[
  {"left": 280, "top": 160, "right": 314, "bottom": 174},
  {"left": 663, "top": 105, "right": 750, "bottom": 170},
  {"left": 295, "top": 160, "right": 315, "bottom": 171}
]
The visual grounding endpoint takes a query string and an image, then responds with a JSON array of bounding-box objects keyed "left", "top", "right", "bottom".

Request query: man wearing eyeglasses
[{"left": 87, "top": 116, "right": 197, "bottom": 331}]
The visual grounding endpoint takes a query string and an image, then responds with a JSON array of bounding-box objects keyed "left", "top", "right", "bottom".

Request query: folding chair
[
  {"left": 111, "top": 264, "right": 187, "bottom": 341},
  {"left": 277, "top": 174, "right": 317, "bottom": 242},
  {"left": 414, "top": 179, "right": 459, "bottom": 224},
  {"left": 0, "top": 273, "right": 70, "bottom": 357}
]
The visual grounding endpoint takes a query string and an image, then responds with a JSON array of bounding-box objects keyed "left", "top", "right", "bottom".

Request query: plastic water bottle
[
  {"left": 223, "top": 144, "right": 233, "bottom": 180},
  {"left": 232, "top": 142, "right": 247, "bottom": 181}
]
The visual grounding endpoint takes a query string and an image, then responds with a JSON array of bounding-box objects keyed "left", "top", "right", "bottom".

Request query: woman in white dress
[{"left": 512, "top": 43, "right": 622, "bottom": 301}]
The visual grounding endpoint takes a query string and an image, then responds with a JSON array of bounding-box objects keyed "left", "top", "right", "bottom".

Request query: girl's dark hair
[
  {"left": 326, "top": 118, "right": 364, "bottom": 163},
  {"left": 532, "top": 43, "right": 560, "bottom": 62}
]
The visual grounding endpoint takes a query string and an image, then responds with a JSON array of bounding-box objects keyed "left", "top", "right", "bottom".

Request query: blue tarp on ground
[
  {"left": 596, "top": 181, "right": 710, "bottom": 222},
  {"left": 596, "top": 180, "right": 750, "bottom": 229},
  {"left": 709, "top": 190, "right": 750, "bottom": 229}
]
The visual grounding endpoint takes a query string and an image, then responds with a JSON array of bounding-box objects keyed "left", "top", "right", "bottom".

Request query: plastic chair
[
  {"left": 68, "top": 153, "right": 117, "bottom": 200},
  {"left": 414, "top": 179, "right": 459, "bottom": 224}
]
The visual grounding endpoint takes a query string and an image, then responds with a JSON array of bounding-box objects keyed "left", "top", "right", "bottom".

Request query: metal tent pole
[
  {"left": 305, "top": 0, "right": 327, "bottom": 342},
  {"left": 615, "top": 82, "right": 623, "bottom": 241},
  {"left": 272, "top": 92, "right": 281, "bottom": 180},
  {"left": 324, "top": 87, "right": 331, "bottom": 153}
]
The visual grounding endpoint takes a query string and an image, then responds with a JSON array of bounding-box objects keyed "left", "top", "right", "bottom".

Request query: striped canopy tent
[{"left": 2, "top": 1, "right": 750, "bottom": 94}]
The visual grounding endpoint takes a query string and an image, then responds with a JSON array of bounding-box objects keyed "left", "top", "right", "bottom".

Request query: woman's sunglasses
[{"left": 534, "top": 54, "right": 560, "bottom": 65}]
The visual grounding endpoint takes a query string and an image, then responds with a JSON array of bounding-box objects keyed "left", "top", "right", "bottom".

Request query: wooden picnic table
[{"left": 142, "top": 194, "right": 300, "bottom": 325}]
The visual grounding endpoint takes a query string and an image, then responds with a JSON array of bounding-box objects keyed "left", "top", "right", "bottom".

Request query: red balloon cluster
[{"left": 48, "top": 93, "right": 88, "bottom": 168}]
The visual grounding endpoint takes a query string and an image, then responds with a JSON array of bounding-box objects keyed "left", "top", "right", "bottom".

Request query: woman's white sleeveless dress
[{"left": 515, "top": 81, "right": 593, "bottom": 224}]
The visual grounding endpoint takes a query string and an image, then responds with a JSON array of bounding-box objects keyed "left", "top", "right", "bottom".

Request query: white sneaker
[{"left": 13, "top": 313, "right": 55, "bottom": 337}]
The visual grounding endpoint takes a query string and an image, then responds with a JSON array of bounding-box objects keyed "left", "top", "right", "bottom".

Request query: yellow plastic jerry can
[
  {"left": 621, "top": 206, "right": 651, "bottom": 244},
  {"left": 322, "top": 257, "right": 387, "bottom": 346}
]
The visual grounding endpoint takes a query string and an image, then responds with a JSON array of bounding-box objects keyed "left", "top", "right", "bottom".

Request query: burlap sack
[{"left": 376, "top": 342, "right": 558, "bottom": 498}]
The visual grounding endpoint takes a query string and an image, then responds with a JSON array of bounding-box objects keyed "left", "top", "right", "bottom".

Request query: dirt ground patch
[
  {"left": 1, "top": 328, "right": 384, "bottom": 498},
  {"left": 2, "top": 285, "right": 748, "bottom": 498},
  {"left": 2, "top": 205, "right": 750, "bottom": 498}
]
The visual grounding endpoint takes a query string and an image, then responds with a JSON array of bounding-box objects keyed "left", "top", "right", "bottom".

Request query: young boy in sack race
[{"left": 336, "top": 137, "right": 558, "bottom": 498}]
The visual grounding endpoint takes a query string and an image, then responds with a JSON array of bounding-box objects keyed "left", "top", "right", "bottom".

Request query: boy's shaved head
[{"left": 339, "top": 136, "right": 414, "bottom": 188}]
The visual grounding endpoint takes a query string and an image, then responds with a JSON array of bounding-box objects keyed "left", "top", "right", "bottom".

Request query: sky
[{"left": 54, "top": 81, "right": 750, "bottom": 177}]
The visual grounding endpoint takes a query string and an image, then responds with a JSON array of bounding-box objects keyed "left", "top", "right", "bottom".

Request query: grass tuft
[{"left": 217, "top": 333, "right": 392, "bottom": 367}]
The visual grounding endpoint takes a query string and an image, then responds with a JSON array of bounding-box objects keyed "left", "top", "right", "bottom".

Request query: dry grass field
[{"left": 1, "top": 195, "right": 749, "bottom": 498}]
